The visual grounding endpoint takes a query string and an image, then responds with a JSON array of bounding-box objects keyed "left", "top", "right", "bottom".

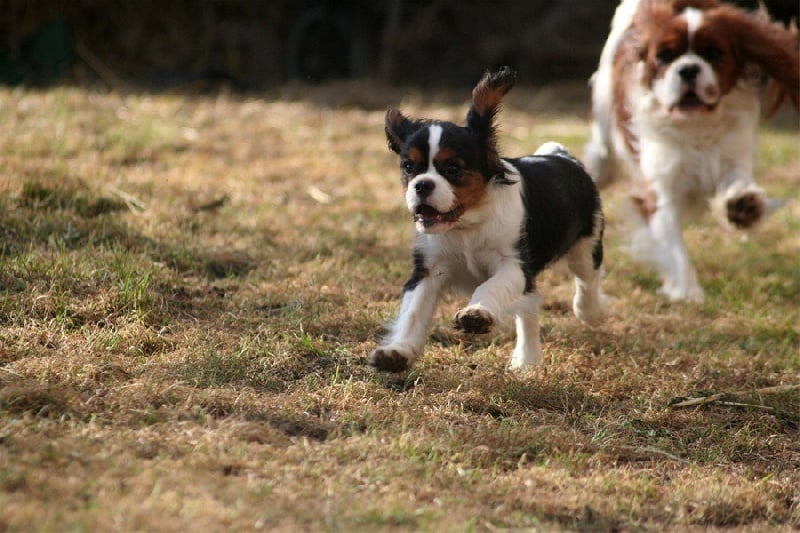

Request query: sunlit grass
[{"left": 0, "top": 84, "right": 798, "bottom": 530}]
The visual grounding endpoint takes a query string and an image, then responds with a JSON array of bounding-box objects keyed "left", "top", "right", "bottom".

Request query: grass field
[{"left": 0, "top": 81, "right": 798, "bottom": 531}]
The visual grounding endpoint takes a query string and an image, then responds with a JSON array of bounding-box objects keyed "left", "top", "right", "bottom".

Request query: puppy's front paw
[
  {"left": 573, "top": 293, "right": 608, "bottom": 327},
  {"left": 369, "top": 345, "right": 414, "bottom": 372},
  {"left": 453, "top": 305, "right": 495, "bottom": 334},
  {"left": 726, "top": 190, "right": 764, "bottom": 229},
  {"left": 509, "top": 346, "right": 543, "bottom": 371}
]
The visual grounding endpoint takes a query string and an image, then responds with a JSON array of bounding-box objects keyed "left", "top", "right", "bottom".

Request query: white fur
[
  {"left": 684, "top": 7, "right": 703, "bottom": 40},
  {"left": 405, "top": 125, "right": 457, "bottom": 232},
  {"left": 585, "top": 0, "right": 774, "bottom": 302},
  {"left": 585, "top": 0, "right": 641, "bottom": 187},
  {"left": 372, "top": 155, "right": 607, "bottom": 371},
  {"left": 652, "top": 52, "right": 720, "bottom": 110},
  {"left": 378, "top": 166, "right": 529, "bottom": 367},
  {"left": 651, "top": 10, "right": 720, "bottom": 113}
]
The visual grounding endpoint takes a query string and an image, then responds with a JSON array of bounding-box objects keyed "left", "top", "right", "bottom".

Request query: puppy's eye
[
  {"left": 656, "top": 48, "right": 675, "bottom": 64},
  {"left": 703, "top": 46, "right": 722, "bottom": 62},
  {"left": 443, "top": 162, "right": 463, "bottom": 180},
  {"left": 401, "top": 160, "right": 416, "bottom": 174}
]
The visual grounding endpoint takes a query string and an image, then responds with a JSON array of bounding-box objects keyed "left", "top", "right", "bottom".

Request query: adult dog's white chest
[{"left": 633, "top": 81, "right": 760, "bottom": 198}]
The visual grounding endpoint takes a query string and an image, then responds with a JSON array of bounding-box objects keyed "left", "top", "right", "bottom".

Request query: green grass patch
[{"left": 0, "top": 84, "right": 797, "bottom": 531}]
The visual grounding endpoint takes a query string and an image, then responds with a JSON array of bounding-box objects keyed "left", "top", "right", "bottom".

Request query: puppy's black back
[{"left": 508, "top": 154, "right": 602, "bottom": 289}]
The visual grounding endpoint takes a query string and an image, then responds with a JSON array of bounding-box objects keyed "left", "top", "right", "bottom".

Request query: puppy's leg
[
  {"left": 370, "top": 274, "right": 444, "bottom": 372},
  {"left": 648, "top": 199, "right": 704, "bottom": 303},
  {"left": 566, "top": 234, "right": 608, "bottom": 326},
  {"left": 509, "top": 291, "right": 544, "bottom": 370},
  {"left": 453, "top": 260, "right": 525, "bottom": 334}
]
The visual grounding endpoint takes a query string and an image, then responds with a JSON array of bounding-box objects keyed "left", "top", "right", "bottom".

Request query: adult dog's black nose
[
  {"left": 414, "top": 179, "right": 435, "bottom": 198},
  {"left": 679, "top": 64, "right": 700, "bottom": 82}
]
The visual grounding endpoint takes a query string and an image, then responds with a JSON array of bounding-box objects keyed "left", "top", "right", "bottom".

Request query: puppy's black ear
[
  {"left": 466, "top": 67, "right": 516, "bottom": 176},
  {"left": 385, "top": 108, "right": 414, "bottom": 154}
]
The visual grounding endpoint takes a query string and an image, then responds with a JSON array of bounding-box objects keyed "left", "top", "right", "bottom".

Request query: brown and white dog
[
  {"left": 370, "top": 68, "right": 607, "bottom": 372},
  {"left": 585, "top": 0, "right": 799, "bottom": 302}
]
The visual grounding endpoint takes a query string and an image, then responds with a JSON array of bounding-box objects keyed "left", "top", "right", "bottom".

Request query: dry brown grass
[{"left": 0, "top": 82, "right": 798, "bottom": 531}]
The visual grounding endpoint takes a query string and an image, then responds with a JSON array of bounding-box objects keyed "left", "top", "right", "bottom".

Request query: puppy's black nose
[
  {"left": 414, "top": 179, "right": 435, "bottom": 198},
  {"left": 679, "top": 64, "right": 700, "bottom": 82}
]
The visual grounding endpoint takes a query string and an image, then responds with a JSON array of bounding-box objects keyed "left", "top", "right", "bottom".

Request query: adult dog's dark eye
[
  {"left": 401, "top": 160, "right": 416, "bottom": 174},
  {"left": 656, "top": 48, "right": 675, "bottom": 64},
  {"left": 443, "top": 163, "right": 463, "bottom": 179},
  {"left": 703, "top": 46, "right": 722, "bottom": 62}
]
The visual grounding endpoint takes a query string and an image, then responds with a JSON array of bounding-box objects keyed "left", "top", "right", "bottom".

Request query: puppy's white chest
[{"left": 436, "top": 232, "right": 510, "bottom": 289}]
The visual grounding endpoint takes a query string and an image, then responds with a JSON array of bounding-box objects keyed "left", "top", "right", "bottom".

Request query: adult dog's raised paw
[{"left": 726, "top": 190, "right": 765, "bottom": 229}]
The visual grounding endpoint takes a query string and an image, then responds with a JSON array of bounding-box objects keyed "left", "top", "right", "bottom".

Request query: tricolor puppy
[
  {"left": 370, "top": 67, "right": 607, "bottom": 372},
  {"left": 585, "top": 0, "right": 799, "bottom": 302}
]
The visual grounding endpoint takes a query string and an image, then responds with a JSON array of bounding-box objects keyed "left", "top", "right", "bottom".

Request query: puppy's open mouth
[
  {"left": 414, "top": 204, "right": 463, "bottom": 228},
  {"left": 672, "top": 91, "right": 715, "bottom": 115}
]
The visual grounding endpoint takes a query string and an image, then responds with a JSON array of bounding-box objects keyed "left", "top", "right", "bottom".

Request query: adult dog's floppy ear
[
  {"left": 466, "top": 67, "right": 516, "bottom": 177},
  {"left": 385, "top": 108, "right": 414, "bottom": 154},
  {"left": 720, "top": 8, "right": 800, "bottom": 116}
]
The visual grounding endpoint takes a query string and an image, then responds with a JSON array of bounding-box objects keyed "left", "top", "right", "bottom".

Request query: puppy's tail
[
  {"left": 534, "top": 142, "right": 586, "bottom": 170},
  {"left": 534, "top": 141, "right": 570, "bottom": 157}
]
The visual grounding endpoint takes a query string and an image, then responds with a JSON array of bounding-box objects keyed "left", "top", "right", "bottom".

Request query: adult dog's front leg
[
  {"left": 711, "top": 182, "right": 782, "bottom": 231},
  {"left": 649, "top": 200, "right": 704, "bottom": 303},
  {"left": 453, "top": 261, "right": 526, "bottom": 334},
  {"left": 370, "top": 274, "right": 445, "bottom": 372}
]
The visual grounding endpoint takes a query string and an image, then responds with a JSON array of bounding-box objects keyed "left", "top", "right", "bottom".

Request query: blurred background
[{"left": 1, "top": 0, "right": 798, "bottom": 90}]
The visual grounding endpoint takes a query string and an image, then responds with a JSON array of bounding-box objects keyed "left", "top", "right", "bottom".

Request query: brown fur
[
  {"left": 630, "top": 0, "right": 799, "bottom": 115},
  {"left": 631, "top": 187, "right": 659, "bottom": 221},
  {"left": 467, "top": 68, "right": 516, "bottom": 178},
  {"left": 451, "top": 170, "right": 490, "bottom": 215},
  {"left": 385, "top": 108, "right": 411, "bottom": 154},
  {"left": 613, "top": 0, "right": 799, "bottom": 168},
  {"left": 709, "top": 5, "right": 800, "bottom": 116}
]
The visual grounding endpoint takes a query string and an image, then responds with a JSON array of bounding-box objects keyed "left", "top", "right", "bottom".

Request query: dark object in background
[
  {"left": 284, "top": 4, "right": 367, "bottom": 82},
  {"left": 0, "top": 19, "right": 73, "bottom": 85},
  {"left": 0, "top": 0, "right": 796, "bottom": 89}
]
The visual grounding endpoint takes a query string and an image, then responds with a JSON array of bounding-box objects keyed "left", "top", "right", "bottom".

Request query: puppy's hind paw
[
  {"left": 453, "top": 305, "right": 495, "bottom": 334},
  {"left": 369, "top": 345, "right": 414, "bottom": 372},
  {"left": 573, "top": 294, "right": 608, "bottom": 327}
]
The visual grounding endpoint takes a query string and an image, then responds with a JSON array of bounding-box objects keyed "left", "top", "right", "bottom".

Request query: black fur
[
  {"left": 403, "top": 249, "right": 429, "bottom": 293},
  {"left": 372, "top": 67, "right": 607, "bottom": 373},
  {"left": 509, "top": 154, "right": 603, "bottom": 292}
]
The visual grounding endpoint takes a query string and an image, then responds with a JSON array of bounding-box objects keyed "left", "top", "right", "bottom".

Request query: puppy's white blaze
[
  {"left": 404, "top": 124, "right": 457, "bottom": 223},
  {"left": 683, "top": 7, "right": 703, "bottom": 48},
  {"left": 426, "top": 124, "right": 443, "bottom": 173}
]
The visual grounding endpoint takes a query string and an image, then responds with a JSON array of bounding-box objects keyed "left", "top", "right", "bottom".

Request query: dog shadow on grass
[{"left": 0, "top": 177, "right": 268, "bottom": 377}]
